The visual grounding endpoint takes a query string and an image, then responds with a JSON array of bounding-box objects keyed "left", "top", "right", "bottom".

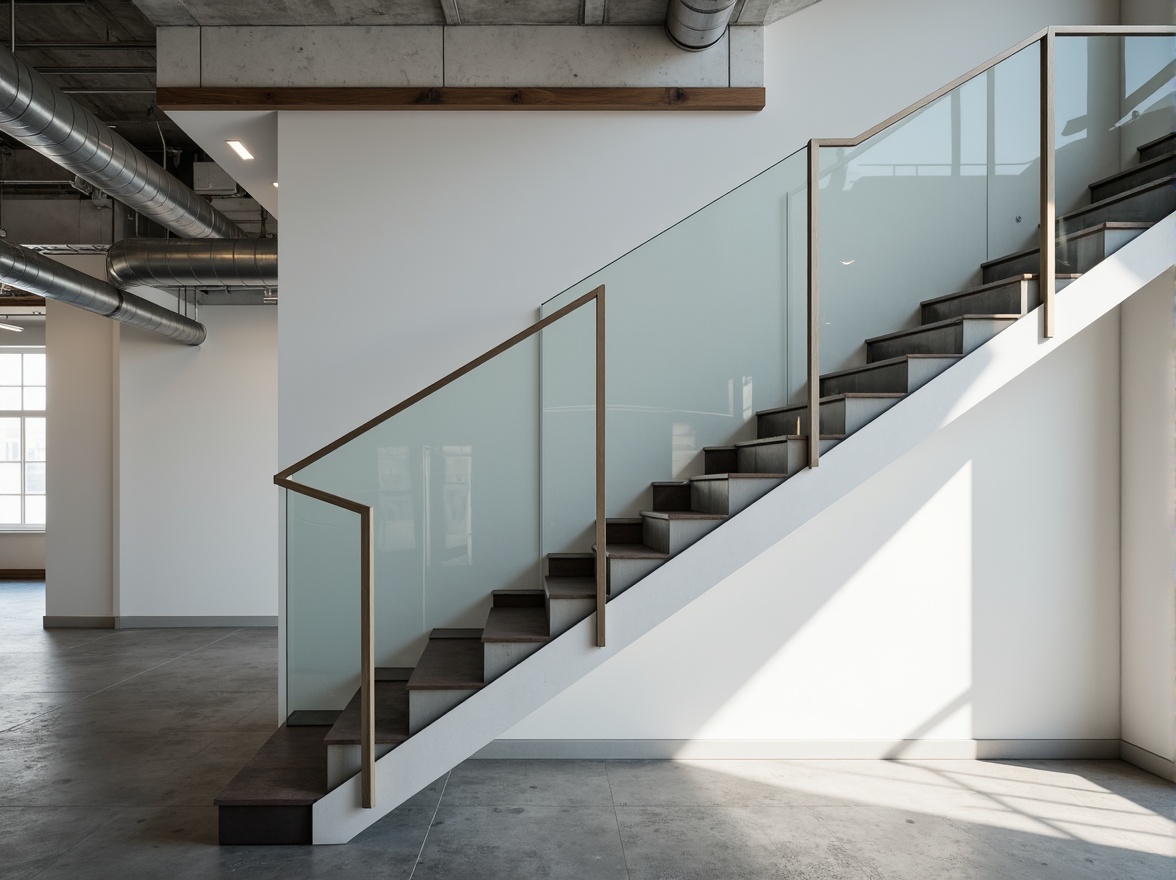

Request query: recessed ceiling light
[{"left": 226, "top": 140, "right": 254, "bottom": 160}]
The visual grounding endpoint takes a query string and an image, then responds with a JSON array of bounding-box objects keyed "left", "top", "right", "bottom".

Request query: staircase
[{"left": 216, "top": 132, "right": 1175, "bottom": 844}]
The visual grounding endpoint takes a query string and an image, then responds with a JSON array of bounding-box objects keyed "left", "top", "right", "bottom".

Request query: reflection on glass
[
  {"left": 0, "top": 462, "right": 19, "bottom": 493},
  {"left": 0, "top": 353, "right": 19, "bottom": 385},
  {"left": 25, "top": 418, "right": 45, "bottom": 461},
  {"left": 25, "top": 462, "right": 44, "bottom": 494},
  {"left": 0, "top": 418, "right": 18, "bottom": 460}
]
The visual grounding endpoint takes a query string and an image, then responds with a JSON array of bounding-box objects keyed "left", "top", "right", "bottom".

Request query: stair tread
[
  {"left": 548, "top": 552, "right": 594, "bottom": 560},
  {"left": 482, "top": 606, "right": 550, "bottom": 643},
  {"left": 640, "top": 510, "right": 727, "bottom": 521},
  {"left": 691, "top": 472, "right": 792, "bottom": 481},
  {"left": 757, "top": 393, "right": 905, "bottom": 417},
  {"left": 214, "top": 725, "right": 328, "bottom": 806},
  {"left": 599, "top": 543, "right": 670, "bottom": 560},
  {"left": 407, "top": 637, "right": 485, "bottom": 690},
  {"left": 820, "top": 353, "right": 962, "bottom": 380},
  {"left": 429, "top": 627, "right": 483, "bottom": 639},
  {"left": 323, "top": 680, "right": 410, "bottom": 746},
  {"left": 606, "top": 517, "right": 644, "bottom": 524},
  {"left": 1136, "top": 131, "right": 1176, "bottom": 155},
  {"left": 980, "top": 221, "right": 1152, "bottom": 268},
  {"left": 545, "top": 575, "right": 597, "bottom": 600},
  {"left": 736, "top": 434, "right": 845, "bottom": 447},
  {"left": 1061, "top": 174, "right": 1174, "bottom": 221},
  {"left": 702, "top": 444, "right": 737, "bottom": 452},
  {"left": 1088, "top": 151, "right": 1176, "bottom": 191},
  {"left": 863, "top": 314, "right": 1020, "bottom": 344},
  {"left": 919, "top": 274, "right": 1078, "bottom": 307}
]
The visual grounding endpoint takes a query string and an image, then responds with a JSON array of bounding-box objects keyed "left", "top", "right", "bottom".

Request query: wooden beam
[
  {"left": 156, "top": 86, "right": 766, "bottom": 112},
  {"left": 0, "top": 295, "right": 47, "bottom": 308}
]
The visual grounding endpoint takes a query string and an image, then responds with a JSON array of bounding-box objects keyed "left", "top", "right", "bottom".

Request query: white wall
[
  {"left": 44, "top": 274, "right": 116, "bottom": 622},
  {"left": 117, "top": 305, "right": 278, "bottom": 621},
  {"left": 503, "top": 310, "right": 1123, "bottom": 745},
  {"left": 278, "top": 0, "right": 1119, "bottom": 465},
  {"left": 1119, "top": 269, "right": 1176, "bottom": 779},
  {"left": 0, "top": 532, "right": 45, "bottom": 571}
]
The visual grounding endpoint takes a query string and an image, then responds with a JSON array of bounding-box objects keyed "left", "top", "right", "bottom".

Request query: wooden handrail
[{"left": 274, "top": 285, "right": 606, "bottom": 809}]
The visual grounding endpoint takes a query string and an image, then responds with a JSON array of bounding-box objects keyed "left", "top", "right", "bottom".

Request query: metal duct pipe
[
  {"left": 0, "top": 240, "right": 206, "bottom": 344},
  {"left": 0, "top": 47, "right": 242, "bottom": 239},
  {"left": 107, "top": 238, "right": 278, "bottom": 289},
  {"left": 665, "top": 0, "right": 738, "bottom": 51}
]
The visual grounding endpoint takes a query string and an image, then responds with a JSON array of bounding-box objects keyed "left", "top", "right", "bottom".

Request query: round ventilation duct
[{"left": 665, "top": 0, "right": 738, "bottom": 51}]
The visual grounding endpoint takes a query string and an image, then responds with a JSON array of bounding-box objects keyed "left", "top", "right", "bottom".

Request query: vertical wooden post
[
  {"left": 595, "top": 288, "right": 607, "bottom": 648},
  {"left": 807, "top": 141, "right": 821, "bottom": 467},
  {"left": 360, "top": 506, "right": 375, "bottom": 809},
  {"left": 1040, "top": 30, "right": 1056, "bottom": 339}
]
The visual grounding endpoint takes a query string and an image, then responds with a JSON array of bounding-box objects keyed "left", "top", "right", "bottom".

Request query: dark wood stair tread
[
  {"left": 214, "top": 725, "right": 328, "bottom": 807},
  {"left": 640, "top": 510, "right": 726, "bottom": 521},
  {"left": 863, "top": 314, "right": 1020, "bottom": 345},
  {"left": 323, "top": 680, "right": 410, "bottom": 746},
  {"left": 980, "top": 221, "right": 1152, "bottom": 268},
  {"left": 407, "top": 636, "right": 485, "bottom": 690},
  {"left": 597, "top": 543, "right": 670, "bottom": 560},
  {"left": 756, "top": 393, "right": 904, "bottom": 418},
  {"left": 1088, "top": 151, "right": 1176, "bottom": 191},
  {"left": 1062, "top": 173, "right": 1174, "bottom": 219},
  {"left": 819, "top": 353, "right": 962, "bottom": 380},
  {"left": 691, "top": 472, "right": 792, "bottom": 481},
  {"left": 545, "top": 575, "right": 597, "bottom": 600},
  {"left": 482, "top": 605, "right": 550, "bottom": 643},
  {"left": 918, "top": 274, "right": 1079, "bottom": 308},
  {"left": 736, "top": 434, "right": 844, "bottom": 447},
  {"left": 428, "top": 627, "right": 483, "bottom": 639},
  {"left": 1136, "top": 131, "right": 1176, "bottom": 155}
]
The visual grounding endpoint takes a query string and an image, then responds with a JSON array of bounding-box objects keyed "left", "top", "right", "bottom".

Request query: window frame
[{"left": 0, "top": 345, "right": 47, "bottom": 531}]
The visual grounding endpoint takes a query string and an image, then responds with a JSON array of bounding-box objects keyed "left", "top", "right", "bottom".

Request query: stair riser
[
  {"left": 704, "top": 447, "right": 737, "bottom": 475},
  {"left": 651, "top": 482, "right": 691, "bottom": 511},
  {"left": 758, "top": 396, "right": 902, "bottom": 438},
  {"left": 1139, "top": 135, "right": 1176, "bottom": 162},
  {"left": 606, "top": 520, "right": 644, "bottom": 544},
  {"left": 867, "top": 318, "right": 1015, "bottom": 362},
  {"left": 608, "top": 556, "right": 664, "bottom": 596},
  {"left": 547, "top": 555, "right": 594, "bottom": 577},
  {"left": 547, "top": 595, "right": 596, "bottom": 637},
  {"left": 643, "top": 515, "right": 723, "bottom": 555},
  {"left": 326, "top": 743, "right": 394, "bottom": 792},
  {"left": 408, "top": 688, "right": 477, "bottom": 735},
  {"left": 821, "top": 358, "right": 956, "bottom": 396},
  {"left": 1059, "top": 180, "right": 1175, "bottom": 239},
  {"left": 737, "top": 440, "right": 797, "bottom": 476},
  {"left": 484, "top": 641, "right": 543, "bottom": 683},
  {"left": 921, "top": 280, "right": 1031, "bottom": 324},
  {"left": 492, "top": 592, "right": 544, "bottom": 608},
  {"left": 1090, "top": 154, "right": 1176, "bottom": 201},
  {"left": 982, "top": 227, "right": 1146, "bottom": 283},
  {"left": 690, "top": 477, "right": 782, "bottom": 516}
]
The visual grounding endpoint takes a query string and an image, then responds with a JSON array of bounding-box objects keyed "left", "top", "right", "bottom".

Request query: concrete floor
[{"left": 1, "top": 580, "right": 1173, "bottom": 880}]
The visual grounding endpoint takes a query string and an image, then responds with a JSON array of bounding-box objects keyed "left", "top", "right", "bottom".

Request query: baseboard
[
  {"left": 43, "top": 615, "right": 115, "bottom": 629},
  {"left": 115, "top": 615, "right": 278, "bottom": 628},
  {"left": 1, "top": 569, "right": 45, "bottom": 579},
  {"left": 1121, "top": 740, "right": 1176, "bottom": 782},
  {"left": 472, "top": 738, "right": 1122, "bottom": 760}
]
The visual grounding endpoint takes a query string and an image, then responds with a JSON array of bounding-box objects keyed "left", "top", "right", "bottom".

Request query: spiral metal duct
[
  {"left": 0, "top": 240, "right": 206, "bottom": 345},
  {"left": 665, "top": 0, "right": 739, "bottom": 51},
  {"left": 107, "top": 238, "right": 278, "bottom": 289},
  {"left": 0, "top": 46, "right": 241, "bottom": 240}
]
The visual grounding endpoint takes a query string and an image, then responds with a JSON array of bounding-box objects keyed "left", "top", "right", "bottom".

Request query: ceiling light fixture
[
  {"left": 0, "top": 322, "right": 23, "bottom": 332},
  {"left": 226, "top": 140, "right": 254, "bottom": 160}
]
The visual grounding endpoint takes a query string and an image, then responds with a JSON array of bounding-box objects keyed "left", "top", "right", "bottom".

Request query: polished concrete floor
[{"left": 1, "top": 579, "right": 1173, "bottom": 879}]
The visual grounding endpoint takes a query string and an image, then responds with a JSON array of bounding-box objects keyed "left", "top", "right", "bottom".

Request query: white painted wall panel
[
  {"left": 0, "top": 533, "right": 45, "bottom": 570},
  {"left": 117, "top": 306, "right": 278, "bottom": 618}
]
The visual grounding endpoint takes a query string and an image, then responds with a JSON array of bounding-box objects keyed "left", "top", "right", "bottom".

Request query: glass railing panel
[
  {"left": 818, "top": 43, "right": 1040, "bottom": 375},
  {"left": 284, "top": 314, "right": 594, "bottom": 714},
  {"left": 1055, "top": 35, "right": 1175, "bottom": 219},
  {"left": 540, "top": 150, "right": 808, "bottom": 554}
]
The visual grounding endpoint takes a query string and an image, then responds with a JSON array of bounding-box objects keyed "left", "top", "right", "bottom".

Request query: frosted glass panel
[
  {"left": 285, "top": 326, "right": 571, "bottom": 712},
  {"left": 540, "top": 150, "right": 808, "bottom": 554},
  {"left": 818, "top": 43, "right": 1039, "bottom": 374}
]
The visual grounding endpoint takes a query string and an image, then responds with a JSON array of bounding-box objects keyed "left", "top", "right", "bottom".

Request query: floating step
[
  {"left": 820, "top": 355, "right": 960, "bottom": 396},
  {"left": 215, "top": 725, "right": 328, "bottom": 845},
  {"left": 323, "top": 679, "right": 411, "bottom": 791},
  {"left": 491, "top": 589, "right": 544, "bottom": 608},
  {"left": 1089, "top": 152, "right": 1176, "bottom": 202},
  {"left": 651, "top": 481, "right": 692, "bottom": 512},
  {"left": 982, "top": 221, "right": 1150, "bottom": 282},
  {"left": 919, "top": 275, "right": 1077, "bottom": 323},
  {"left": 865, "top": 314, "right": 1018, "bottom": 362},
  {"left": 606, "top": 517, "right": 645, "bottom": 544},
  {"left": 597, "top": 543, "right": 669, "bottom": 596},
  {"left": 703, "top": 445, "right": 738, "bottom": 475},
  {"left": 547, "top": 552, "right": 595, "bottom": 578},
  {"left": 736, "top": 434, "right": 843, "bottom": 475},
  {"left": 483, "top": 605, "right": 550, "bottom": 682},
  {"left": 757, "top": 393, "right": 904, "bottom": 438},
  {"left": 1137, "top": 131, "right": 1176, "bottom": 163},
  {"left": 641, "top": 510, "right": 726, "bottom": 555},
  {"left": 545, "top": 575, "right": 597, "bottom": 636},
  {"left": 406, "top": 631, "right": 484, "bottom": 734},
  {"left": 690, "top": 473, "right": 787, "bottom": 516},
  {"left": 1058, "top": 175, "right": 1174, "bottom": 239}
]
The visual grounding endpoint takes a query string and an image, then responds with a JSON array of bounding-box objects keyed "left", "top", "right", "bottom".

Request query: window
[{"left": 0, "top": 349, "right": 46, "bottom": 528}]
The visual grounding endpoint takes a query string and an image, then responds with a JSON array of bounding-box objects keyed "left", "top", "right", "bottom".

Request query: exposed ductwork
[
  {"left": 0, "top": 239, "right": 206, "bottom": 345},
  {"left": 665, "top": 0, "right": 739, "bottom": 51},
  {"left": 107, "top": 238, "right": 278, "bottom": 290},
  {"left": 0, "top": 46, "right": 242, "bottom": 240}
]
